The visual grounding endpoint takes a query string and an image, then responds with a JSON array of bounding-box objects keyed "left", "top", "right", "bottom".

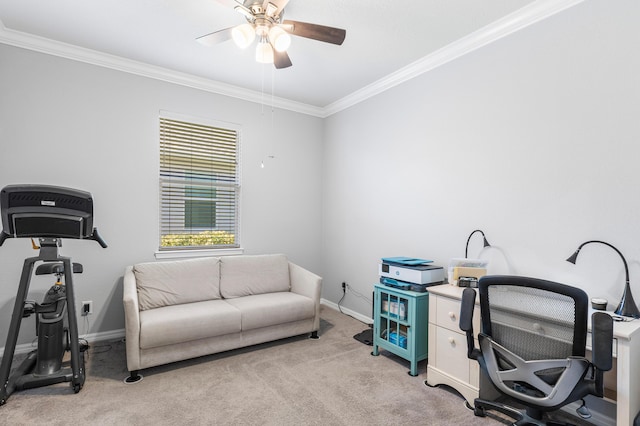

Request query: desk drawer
[
  {"left": 435, "top": 326, "right": 470, "bottom": 383},
  {"left": 435, "top": 295, "right": 480, "bottom": 333}
]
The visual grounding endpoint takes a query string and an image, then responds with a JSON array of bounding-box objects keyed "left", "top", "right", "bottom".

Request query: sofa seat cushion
[
  {"left": 133, "top": 257, "right": 221, "bottom": 311},
  {"left": 139, "top": 299, "right": 241, "bottom": 349},
  {"left": 220, "top": 254, "right": 290, "bottom": 298},
  {"left": 225, "top": 292, "right": 315, "bottom": 331}
]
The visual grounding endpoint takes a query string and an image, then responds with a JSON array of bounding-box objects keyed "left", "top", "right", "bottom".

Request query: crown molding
[
  {"left": 1, "top": 0, "right": 583, "bottom": 119},
  {"left": 322, "top": 0, "right": 585, "bottom": 117},
  {"left": 0, "top": 20, "right": 325, "bottom": 118}
]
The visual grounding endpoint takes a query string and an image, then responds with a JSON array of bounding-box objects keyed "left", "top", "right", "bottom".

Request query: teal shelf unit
[{"left": 372, "top": 283, "right": 429, "bottom": 376}]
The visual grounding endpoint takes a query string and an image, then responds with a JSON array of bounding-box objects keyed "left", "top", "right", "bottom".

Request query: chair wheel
[{"left": 474, "top": 405, "right": 486, "bottom": 417}]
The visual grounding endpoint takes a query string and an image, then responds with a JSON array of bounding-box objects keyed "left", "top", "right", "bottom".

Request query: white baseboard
[
  {"left": 321, "top": 298, "right": 373, "bottom": 325},
  {"left": 81, "top": 328, "right": 126, "bottom": 345},
  {"left": 2, "top": 328, "right": 125, "bottom": 356}
]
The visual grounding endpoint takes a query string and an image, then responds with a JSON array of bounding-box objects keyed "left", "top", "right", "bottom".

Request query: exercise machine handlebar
[
  {"left": 90, "top": 227, "right": 108, "bottom": 248},
  {"left": 0, "top": 228, "right": 107, "bottom": 248}
]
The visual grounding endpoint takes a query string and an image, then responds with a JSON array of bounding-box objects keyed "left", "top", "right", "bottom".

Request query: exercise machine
[{"left": 0, "top": 184, "right": 107, "bottom": 406}]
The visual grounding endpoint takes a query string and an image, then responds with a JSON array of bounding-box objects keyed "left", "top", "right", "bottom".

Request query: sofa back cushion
[
  {"left": 220, "top": 254, "right": 290, "bottom": 298},
  {"left": 133, "top": 257, "right": 221, "bottom": 310}
]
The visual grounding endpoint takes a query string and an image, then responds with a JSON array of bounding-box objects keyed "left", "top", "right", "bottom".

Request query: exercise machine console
[{"left": 0, "top": 184, "right": 107, "bottom": 406}]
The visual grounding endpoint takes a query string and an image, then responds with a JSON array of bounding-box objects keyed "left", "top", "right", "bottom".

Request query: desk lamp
[
  {"left": 465, "top": 229, "right": 491, "bottom": 258},
  {"left": 566, "top": 240, "right": 640, "bottom": 319}
]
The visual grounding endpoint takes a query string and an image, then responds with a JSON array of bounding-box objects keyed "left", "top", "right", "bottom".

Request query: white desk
[
  {"left": 425, "top": 284, "right": 640, "bottom": 426},
  {"left": 596, "top": 311, "right": 640, "bottom": 426}
]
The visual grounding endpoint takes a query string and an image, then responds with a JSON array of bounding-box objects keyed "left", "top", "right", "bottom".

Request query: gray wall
[
  {"left": 0, "top": 43, "right": 323, "bottom": 344},
  {"left": 322, "top": 0, "right": 640, "bottom": 317},
  {"left": 1, "top": 0, "right": 639, "bottom": 344}
]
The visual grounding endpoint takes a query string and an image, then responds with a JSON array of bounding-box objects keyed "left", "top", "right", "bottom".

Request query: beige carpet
[{"left": 0, "top": 306, "right": 584, "bottom": 425}]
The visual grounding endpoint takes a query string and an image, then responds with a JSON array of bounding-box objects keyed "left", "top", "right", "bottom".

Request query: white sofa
[{"left": 122, "top": 254, "right": 322, "bottom": 381}]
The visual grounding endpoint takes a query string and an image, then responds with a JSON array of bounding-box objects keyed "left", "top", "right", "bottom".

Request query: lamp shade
[
  {"left": 255, "top": 41, "right": 274, "bottom": 64},
  {"left": 231, "top": 24, "right": 256, "bottom": 49},
  {"left": 269, "top": 26, "right": 291, "bottom": 52}
]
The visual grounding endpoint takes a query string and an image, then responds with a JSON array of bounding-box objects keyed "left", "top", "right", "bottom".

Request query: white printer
[{"left": 378, "top": 257, "right": 444, "bottom": 291}]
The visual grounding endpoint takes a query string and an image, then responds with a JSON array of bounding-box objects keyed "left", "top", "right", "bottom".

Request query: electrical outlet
[
  {"left": 341, "top": 282, "right": 346, "bottom": 293},
  {"left": 82, "top": 301, "right": 93, "bottom": 316}
]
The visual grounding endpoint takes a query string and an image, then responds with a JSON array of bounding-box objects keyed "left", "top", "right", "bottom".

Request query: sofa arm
[
  {"left": 123, "top": 265, "right": 141, "bottom": 371},
  {"left": 289, "top": 262, "right": 322, "bottom": 300},
  {"left": 289, "top": 262, "right": 322, "bottom": 331}
]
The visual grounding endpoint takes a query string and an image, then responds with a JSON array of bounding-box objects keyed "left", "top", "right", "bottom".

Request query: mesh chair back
[
  {"left": 479, "top": 276, "right": 588, "bottom": 361},
  {"left": 470, "top": 276, "right": 608, "bottom": 416}
]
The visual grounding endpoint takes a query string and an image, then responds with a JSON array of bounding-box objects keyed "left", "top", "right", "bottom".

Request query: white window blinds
[{"left": 159, "top": 116, "right": 240, "bottom": 250}]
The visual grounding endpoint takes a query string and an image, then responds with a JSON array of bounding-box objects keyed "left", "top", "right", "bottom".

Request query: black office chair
[{"left": 459, "top": 275, "right": 613, "bottom": 425}]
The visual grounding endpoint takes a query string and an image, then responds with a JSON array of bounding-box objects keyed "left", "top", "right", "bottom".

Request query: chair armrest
[
  {"left": 591, "top": 312, "right": 613, "bottom": 371},
  {"left": 122, "top": 265, "right": 141, "bottom": 371},
  {"left": 460, "top": 288, "right": 480, "bottom": 360},
  {"left": 590, "top": 312, "right": 613, "bottom": 398}
]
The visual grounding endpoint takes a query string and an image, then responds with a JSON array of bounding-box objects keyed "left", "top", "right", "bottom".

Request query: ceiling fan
[{"left": 197, "top": 0, "right": 346, "bottom": 69}]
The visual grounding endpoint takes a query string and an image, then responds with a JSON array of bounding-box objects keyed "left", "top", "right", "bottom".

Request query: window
[
  {"left": 184, "top": 185, "right": 217, "bottom": 229},
  {"left": 159, "top": 114, "right": 240, "bottom": 250}
]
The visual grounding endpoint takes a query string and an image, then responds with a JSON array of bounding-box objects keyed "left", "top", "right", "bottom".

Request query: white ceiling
[{"left": 0, "top": 0, "right": 577, "bottom": 113}]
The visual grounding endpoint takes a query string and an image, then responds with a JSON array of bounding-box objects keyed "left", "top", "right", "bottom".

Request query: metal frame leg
[
  {"left": 0, "top": 256, "right": 37, "bottom": 405},
  {"left": 62, "top": 257, "right": 84, "bottom": 392}
]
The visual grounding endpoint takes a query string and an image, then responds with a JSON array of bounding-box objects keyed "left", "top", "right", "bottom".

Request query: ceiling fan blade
[
  {"left": 282, "top": 20, "right": 346, "bottom": 45},
  {"left": 212, "top": 0, "right": 253, "bottom": 17},
  {"left": 196, "top": 27, "right": 234, "bottom": 46},
  {"left": 212, "top": 0, "right": 242, "bottom": 7},
  {"left": 273, "top": 49, "right": 292, "bottom": 69}
]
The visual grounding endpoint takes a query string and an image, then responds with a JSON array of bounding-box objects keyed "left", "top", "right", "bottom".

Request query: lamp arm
[
  {"left": 570, "top": 239, "right": 639, "bottom": 318},
  {"left": 465, "top": 229, "right": 485, "bottom": 258},
  {"left": 576, "top": 240, "right": 630, "bottom": 284}
]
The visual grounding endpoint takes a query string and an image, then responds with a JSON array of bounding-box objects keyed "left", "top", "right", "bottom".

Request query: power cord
[
  {"left": 78, "top": 313, "right": 112, "bottom": 357},
  {"left": 89, "top": 343, "right": 113, "bottom": 355},
  {"left": 337, "top": 283, "right": 373, "bottom": 322},
  {"left": 337, "top": 286, "right": 346, "bottom": 314},
  {"left": 81, "top": 313, "right": 91, "bottom": 339},
  {"left": 345, "top": 283, "right": 372, "bottom": 305}
]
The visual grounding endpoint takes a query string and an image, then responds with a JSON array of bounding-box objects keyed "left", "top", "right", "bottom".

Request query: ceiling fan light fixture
[
  {"left": 269, "top": 26, "right": 291, "bottom": 52},
  {"left": 255, "top": 23, "right": 270, "bottom": 37},
  {"left": 255, "top": 40, "right": 274, "bottom": 64},
  {"left": 231, "top": 23, "right": 256, "bottom": 49},
  {"left": 197, "top": 0, "right": 347, "bottom": 70}
]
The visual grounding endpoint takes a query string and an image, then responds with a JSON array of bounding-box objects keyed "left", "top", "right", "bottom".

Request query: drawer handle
[
  {"left": 448, "top": 312, "right": 457, "bottom": 320},
  {"left": 448, "top": 337, "right": 456, "bottom": 345}
]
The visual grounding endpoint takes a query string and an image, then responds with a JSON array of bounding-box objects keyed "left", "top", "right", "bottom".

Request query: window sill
[{"left": 155, "top": 247, "right": 244, "bottom": 260}]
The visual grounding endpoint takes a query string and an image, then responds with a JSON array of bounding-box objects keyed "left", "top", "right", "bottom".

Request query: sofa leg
[
  {"left": 124, "top": 370, "right": 143, "bottom": 384},
  {"left": 309, "top": 331, "right": 319, "bottom": 339}
]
